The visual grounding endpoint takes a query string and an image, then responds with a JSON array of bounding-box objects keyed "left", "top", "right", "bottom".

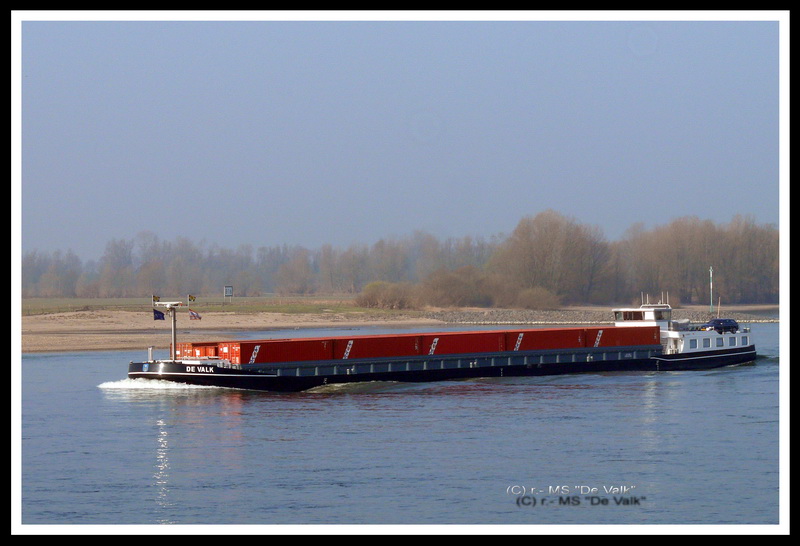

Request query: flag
[
  {"left": 152, "top": 295, "right": 160, "bottom": 302},
  {"left": 153, "top": 308, "right": 165, "bottom": 320},
  {"left": 189, "top": 309, "right": 202, "bottom": 320},
  {"left": 188, "top": 295, "right": 196, "bottom": 302}
]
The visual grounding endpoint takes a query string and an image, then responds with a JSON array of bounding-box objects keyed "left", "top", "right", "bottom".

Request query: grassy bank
[{"left": 20, "top": 295, "right": 410, "bottom": 317}]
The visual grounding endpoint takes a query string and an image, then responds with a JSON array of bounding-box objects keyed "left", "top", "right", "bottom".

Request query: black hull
[
  {"left": 127, "top": 344, "right": 756, "bottom": 392},
  {"left": 651, "top": 345, "right": 757, "bottom": 371}
]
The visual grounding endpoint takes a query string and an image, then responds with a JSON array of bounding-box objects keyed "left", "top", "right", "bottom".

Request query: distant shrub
[
  {"left": 515, "top": 286, "right": 562, "bottom": 310},
  {"left": 356, "top": 281, "right": 416, "bottom": 309},
  {"left": 417, "top": 266, "right": 494, "bottom": 307}
]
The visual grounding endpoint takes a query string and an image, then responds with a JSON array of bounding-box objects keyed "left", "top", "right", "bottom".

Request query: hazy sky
[{"left": 15, "top": 12, "right": 785, "bottom": 260}]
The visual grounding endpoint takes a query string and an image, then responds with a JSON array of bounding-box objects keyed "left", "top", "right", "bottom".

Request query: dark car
[{"left": 701, "top": 318, "right": 739, "bottom": 334}]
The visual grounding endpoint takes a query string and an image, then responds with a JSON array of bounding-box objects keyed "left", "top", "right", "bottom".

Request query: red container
[
  {"left": 333, "top": 334, "right": 422, "bottom": 360},
  {"left": 251, "top": 338, "right": 334, "bottom": 364},
  {"left": 421, "top": 331, "right": 506, "bottom": 356},
  {"left": 632, "top": 326, "right": 661, "bottom": 345},
  {"left": 175, "top": 341, "right": 216, "bottom": 358},
  {"left": 217, "top": 341, "right": 242, "bottom": 364},
  {"left": 507, "top": 327, "right": 586, "bottom": 351},
  {"left": 584, "top": 326, "right": 659, "bottom": 347},
  {"left": 175, "top": 342, "right": 193, "bottom": 358},
  {"left": 192, "top": 342, "right": 219, "bottom": 358}
]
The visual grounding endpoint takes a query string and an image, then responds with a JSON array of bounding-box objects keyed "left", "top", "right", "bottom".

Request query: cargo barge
[{"left": 127, "top": 300, "right": 756, "bottom": 392}]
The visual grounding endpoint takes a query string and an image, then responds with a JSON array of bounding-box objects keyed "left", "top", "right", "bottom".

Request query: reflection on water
[{"left": 153, "top": 418, "right": 174, "bottom": 524}]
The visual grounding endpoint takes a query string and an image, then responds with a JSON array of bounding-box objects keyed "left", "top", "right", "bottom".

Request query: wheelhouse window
[
  {"left": 653, "top": 310, "right": 671, "bottom": 321},
  {"left": 615, "top": 311, "right": 644, "bottom": 321}
]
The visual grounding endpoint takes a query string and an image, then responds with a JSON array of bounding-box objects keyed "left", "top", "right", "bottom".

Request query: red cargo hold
[{"left": 182, "top": 325, "right": 660, "bottom": 365}]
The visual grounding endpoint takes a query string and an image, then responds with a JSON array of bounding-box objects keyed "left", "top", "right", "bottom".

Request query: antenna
[{"left": 709, "top": 266, "right": 714, "bottom": 314}]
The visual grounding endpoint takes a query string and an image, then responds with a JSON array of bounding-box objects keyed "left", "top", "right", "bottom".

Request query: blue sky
[{"left": 14, "top": 11, "right": 786, "bottom": 260}]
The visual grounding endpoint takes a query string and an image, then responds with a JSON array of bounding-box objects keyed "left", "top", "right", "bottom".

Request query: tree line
[{"left": 20, "top": 210, "right": 779, "bottom": 307}]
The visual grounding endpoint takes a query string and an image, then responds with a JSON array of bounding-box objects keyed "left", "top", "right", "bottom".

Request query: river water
[{"left": 16, "top": 323, "right": 784, "bottom": 533}]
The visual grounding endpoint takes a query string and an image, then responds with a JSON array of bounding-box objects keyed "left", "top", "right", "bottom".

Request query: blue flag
[{"left": 153, "top": 308, "right": 165, "bottom": 320}]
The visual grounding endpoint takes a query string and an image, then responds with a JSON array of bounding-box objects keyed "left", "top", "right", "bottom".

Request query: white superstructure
[{"left": 612, "top": 302, "right": 753, "bottom": 357}]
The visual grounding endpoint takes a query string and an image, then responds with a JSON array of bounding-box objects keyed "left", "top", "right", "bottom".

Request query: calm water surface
[{"left": 18, "top": 323, "right": 782, "bottom": 530}]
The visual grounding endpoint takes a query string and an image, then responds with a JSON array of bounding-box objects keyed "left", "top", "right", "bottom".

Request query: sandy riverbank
[
  {"left": 19, "top": 304, "right": 778, "bottom": 354},
  {"left": 19, "top": 309, "right": 444, "bottom": 354}
]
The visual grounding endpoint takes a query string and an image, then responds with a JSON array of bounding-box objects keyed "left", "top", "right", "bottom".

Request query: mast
[
  {"left": 153, "top": 299, "right": 185, "bottom": 361},
  {"left": 170, "top": 304, "right": 177, "bottom": 360}
]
